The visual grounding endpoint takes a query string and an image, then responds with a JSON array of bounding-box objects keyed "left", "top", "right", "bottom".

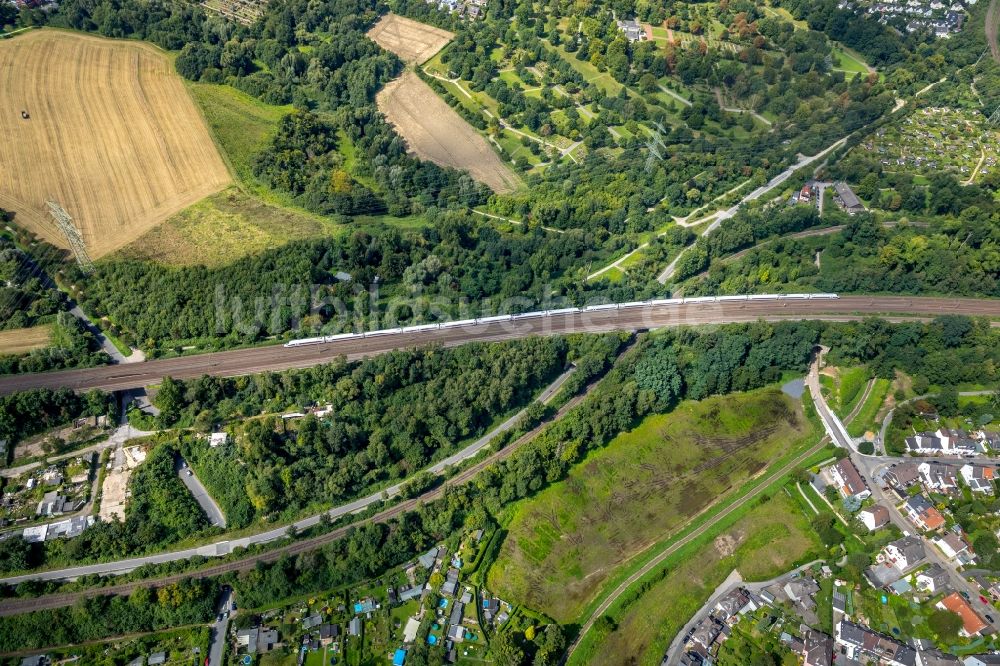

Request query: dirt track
[
  {"left": 376, "top": 72, "right": 521, "bottom": 193},
  {"left": 0, "top": 30, "right": 231, "bottom": 258}
]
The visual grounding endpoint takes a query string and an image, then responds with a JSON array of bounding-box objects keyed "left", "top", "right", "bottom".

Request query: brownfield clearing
[
  {"left": 376, "top": 72, "right": 521, "bottom": 193},
  {"left": 0, "top": 324, "right": 51, "bottom": 354},
  {"left": 0, "top": 30, "right": 231, "bottom": 259},
  {"left": 367, "top": 13, "right": 454, "bottom": 64}
]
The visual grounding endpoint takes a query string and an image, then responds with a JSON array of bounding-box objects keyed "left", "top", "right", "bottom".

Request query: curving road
[
  {"left": 2, "top": 297, "right": 1000, "bottom": 396},
  {"left": 0, "top": 363, "right": 597, "bottom": 617}
]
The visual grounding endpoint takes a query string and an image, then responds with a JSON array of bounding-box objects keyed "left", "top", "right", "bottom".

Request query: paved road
[
  {"left": 0, "top": 361, "right": 604, "bottom": 615},
  {"left": 207, "top": 588, "right": 232, "bottom": 666},
  {"left": 1, "top": 424, "right": 156, "bottom": 479},
  {"left": 0, "top": 367, "right": 577, "bottom": 589},
  {"left": 662, "top": 560, "right": 822, "bottom": 665},
  {"left": 175, "top": 456, "right": 227, "bottom": 528},
  {"left": 564, "top": 356, "right": 832, "bottom": 664},
  {"left": 657, "top": 138, "right": 849, "bottom": 283},
  {"left": 2, "top": 297, "right": 1000, "bottom": 397},
  {"left": 808, "top": 354, "right": 1000, "bottom": 633}
]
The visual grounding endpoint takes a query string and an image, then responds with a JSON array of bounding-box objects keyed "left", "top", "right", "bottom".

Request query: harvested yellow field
[
  {"left": 367, "top": 13, "right": 454, "bottom": 64},
  {"left": 0, "top": 324, "right": 51, "bottom": 354},
  {"left": 377, "top": 72, "right": 520, "bottom": 193},
  {"left": 0, "top": 30, "right": 231, "bottom": 259}
]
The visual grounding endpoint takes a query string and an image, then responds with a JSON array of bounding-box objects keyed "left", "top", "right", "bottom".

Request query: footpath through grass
[
  {"left": 566, "top": 442, "right": 833, "bottom": 666},
  {"left": 577, "top": 491, "right": 824, "bottom": 665},
  {"left": 488, "top": 386, "right": 815, "bottom": 623}
]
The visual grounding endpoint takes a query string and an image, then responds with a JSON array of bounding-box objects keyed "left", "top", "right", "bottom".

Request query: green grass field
[
  {"left": 847, "top": 378, "right": 891, "bottom": 437},
  {"left": 579, "top": 491, "right": 821, "bottom": 666},
  {"left": 115, "top": 188, "right": 341, "bottom": 267},
  {"left": 837, "top": 366, "right": 869, "bottom": 413},
  {"left": 830, "top": 45, "right": 871, "bottom": 77},
  {"left": 187, "top": 81, "right": 292, "bottom": 185},
  {"left": 487, "top": 386, "right": 813, "bottom": 623}
]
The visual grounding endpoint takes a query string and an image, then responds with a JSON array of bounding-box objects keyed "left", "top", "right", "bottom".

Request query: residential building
[
  {"left": 348, "top": 617, "right": 362, "bottom": 636},
  {"left": 398, "top": 583, "right": 424, "bottom": 603},
  {"left": 784, "top": 578, "right": 821, "bottom": 611},
  {"left": 35, "top": 491, "right": 72, "bottom": 517},
  {"left": 937, "top": 592, "right": 987, "bottom": 636},
  {"left": 860, "top": 505, "right": 890, "bottom": 531},
  {"left": 906, "top": 428, "right": 981, "bottom": 455},
  {"left": 918, "top": 462, "right": 959, "bottom": 493},
  {"left": 834, "top": 620, "right": 917, "bottom": 666},
  {"left": 883, "top": 535, "right": 926, "bottom": 570},
  {"left": 687, "top": 615, "right": 725, "bottom": 651},
  {"left": 902, "top": 494, "right": 945, "bottom": 531},
  {"left": 318, "top": 624, "right": 339, "bottom": 646},
  {"left": 147, "top": 653, "right": 165, "bottom": 666},
  {"left": 920, "top": 650, "right": 961, "bottom": 665},
  {"left": 933, "top": 532, "right": 971, "bottom": 562},
  {"left": 417, "top": 547, "right": 439, "bottom": 570},
  {"left": 616, "top": 18, "right": 646, "bottom": 41},
  {"left": 801, "top": 627, "right": 833, "bottom": 666},
  {"left": 714, "top": 587, "right": 760, "bottom": 621},
  {"left": 915, "top": 563, "right": 950, "bottom": 594},
  {"left": 964, "top": 656, "right": 1000, "bottom": 666},
  {"left": 830, "top": 459, "right": 871, "bottom": 499},
  {"left": 834, "top": 182, "right": 865, "bottom": 214},
  {"left": 209, "top": 432, "right": 228, "bottom": 447},
  {"left": 886, "top": 462, "right": 921, "bottom": 489},
  {"left": 960, "top": 464, "right": 995, "bottom": 493},
  {"left": 237, "top": 627, "right": 279, "bottom": 654}
]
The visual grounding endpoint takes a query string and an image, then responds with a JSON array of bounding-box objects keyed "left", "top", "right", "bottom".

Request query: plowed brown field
[
  {"left": 367, "top": 13, "right": 454, "bottom": 64},
  {"left": 376, "top": 72, "right": 521, "bottom": 193},
  {"left": 0, "top": 30, "right": 231, "bottom": 258}
]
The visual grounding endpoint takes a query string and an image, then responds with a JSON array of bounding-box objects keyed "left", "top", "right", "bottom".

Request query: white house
[
  {"left": 960, "top": 464, "right": 995, "bottom": 494},
  {"left": 859, "top": 505, "right": 890, "bottom": 531}
]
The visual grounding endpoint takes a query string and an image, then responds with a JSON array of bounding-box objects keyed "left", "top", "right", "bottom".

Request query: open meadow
[
  {"left": 578, "top": 492, "right": 822, "bottom": 666},
  {"left": 0, "top": 30, "right": 231, "bottom": 259},
  {"left": 367, "top": 13, "right": 454, "bottom": 65},
  {"left": 376, "top": 71, "right": 520, "bottom": 193},
  {"left": 487, "top": 386, "right": 815, "bottom": 623}
]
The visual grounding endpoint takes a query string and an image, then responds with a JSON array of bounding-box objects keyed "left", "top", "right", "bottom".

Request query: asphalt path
[
  {"left": 175, "top": 455, "right": 227, "bottom": 528},
  {"left": 207, "top": 588, "right": 232, "bottom": 666},
  {"left": 0, "top": 362, "right": 603, "bottom": 617},
  {"left": 807, "top": 355, "right": 1000, "bottom": 633},
  {"left": 2, "top": 297, "right": 1000, "bottom": 396},
  {"left": 564, "top": 356, "right": 833, "bottom": 664}
]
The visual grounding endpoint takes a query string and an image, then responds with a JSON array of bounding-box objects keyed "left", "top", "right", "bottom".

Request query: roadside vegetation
[
  {"left": 489, "top": 386, "right": 816, "bottom": 622},
  {"left": 573, "top": 491, "right": 823, "bottom": 665}
]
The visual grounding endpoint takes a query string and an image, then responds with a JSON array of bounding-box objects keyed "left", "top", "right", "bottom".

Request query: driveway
[
  {"left": 175, "top": 455, "right": 227, "bottom": 528},
  {"left": 208, "top": 587, "right": 232, "bottom": 666}
]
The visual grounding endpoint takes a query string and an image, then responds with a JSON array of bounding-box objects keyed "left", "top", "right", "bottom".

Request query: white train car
[{"left": 477, "top": 314, "right": 513, "bottom": 324}]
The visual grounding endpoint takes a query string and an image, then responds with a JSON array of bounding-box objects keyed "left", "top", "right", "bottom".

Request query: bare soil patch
[
  {"left": 0, "top": 30, "right": 231, "bottom": 259},
  {"left": 367, "top": 13, "right": 454, "bottom": 65},
  {"left": 376, "top": 72, "right": 520, "bottom": 193}
]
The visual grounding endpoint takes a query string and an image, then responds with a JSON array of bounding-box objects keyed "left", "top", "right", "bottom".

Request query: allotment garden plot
[
  {"left": 0, "top": 30, "right": 231, "bottom": 259},
  {"left": 855, "top": 107, "right": 998, "bottom": 183}
]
